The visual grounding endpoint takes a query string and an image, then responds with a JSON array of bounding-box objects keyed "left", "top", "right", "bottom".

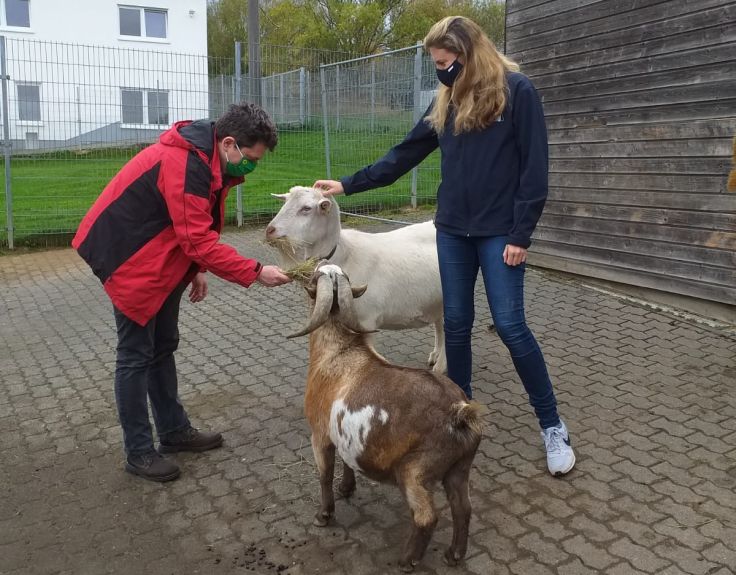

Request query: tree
[
  {"left": 206, "top": 0, "right": 507, "bottom": 71},
  {"left": 263, "top": 0, "right": 408, "bottom": 55},
  {"left": 390, "top": 0, "right": 505, "bottom": 48},
  {"left": 207, "top": 0, "right": 249, "bottom": 73}
]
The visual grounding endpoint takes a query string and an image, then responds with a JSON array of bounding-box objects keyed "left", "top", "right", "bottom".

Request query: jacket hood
[{"left": 159, "top": 120, "right": 216, "bottom": 162}]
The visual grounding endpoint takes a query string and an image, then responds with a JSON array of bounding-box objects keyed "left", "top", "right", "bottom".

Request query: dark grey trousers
[{"left": 113, "top": 283, "right": 190, "bottom": 455}]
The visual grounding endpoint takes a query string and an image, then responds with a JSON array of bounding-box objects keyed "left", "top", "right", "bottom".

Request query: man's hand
[
  {"left": 313, "top": 179, "right": 344, "bottom": 196},
  {"left": 256, "top": 265, "right": 292, "bottom": 287},
  {"left": 503, "top": 244, "right": 527, "bottom": 267},
  {"left": 189, "top": 272, "right": 208, "bottom": 303}
]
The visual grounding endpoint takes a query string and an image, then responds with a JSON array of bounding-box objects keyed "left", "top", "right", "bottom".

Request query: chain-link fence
[
  {"left": 0, "top": 37, "right": 440, "bottom": 248},
  {"left": 318, "top": 46, "right": 441, "bottom": 219}
]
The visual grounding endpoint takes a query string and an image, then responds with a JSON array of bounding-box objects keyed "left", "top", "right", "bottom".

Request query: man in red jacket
[{"left": 73, "top": 102, "right": 292, "bottom": 482}]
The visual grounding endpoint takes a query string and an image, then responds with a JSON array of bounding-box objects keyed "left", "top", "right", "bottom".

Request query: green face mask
[{"left": 225, "top": 143, "right": 258, "bottom": 177}]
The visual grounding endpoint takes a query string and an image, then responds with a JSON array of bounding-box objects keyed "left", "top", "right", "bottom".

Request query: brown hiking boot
[
  {"left": 125, "top": 451, "right": 180, "bottom": 482},
  {"left": 158, "top": 427, "right": 223, "bottom": 454}
]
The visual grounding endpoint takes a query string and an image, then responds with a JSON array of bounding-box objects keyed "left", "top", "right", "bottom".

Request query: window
[
  {"left": 147, "top": 90, "right": 168, "bottom": 125},
  {"left": 121, "top": 88, "right": 169, "bottom": 126},
  {"left": 119, "top": 5, "right": 167, "bottom": 39},
  {"left": 25, "top": 131, "right": 38, "bottom": 150},
  {"left": 17, "top": 83, "right": 40, "bottom": 121},
  {"left": 121, "top": 89, "right": 143, "bottom": 124},
  {"left": 3, "top": 0, "right": 30, "bottom": 27}
]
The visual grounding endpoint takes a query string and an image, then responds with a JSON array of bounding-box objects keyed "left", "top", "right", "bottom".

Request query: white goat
[
  {"left": 266, "top": 186, "right": 446, "bottom": 373},
  {"left": 288, "top": 262, "right": 482, "bottom": 571}
]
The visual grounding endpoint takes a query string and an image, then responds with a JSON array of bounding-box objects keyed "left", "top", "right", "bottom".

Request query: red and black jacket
[{"left": 72, "top": 120, "right": 262, "bottom": 326}]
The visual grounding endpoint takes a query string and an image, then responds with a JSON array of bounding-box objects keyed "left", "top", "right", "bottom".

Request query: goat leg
[
  {"left": 311, "top": 435, "right": 336, "bottom": 527},
  {"left": 336, "top": 462, "right": 356, "bottom": 499},
  {"left": 398, "top": 473, "right": 437, "bottom": 572},
  {"left": 429, "top": 319, "right": 447, "bottom": 374},
  {"left": 442, "top": 455, "right": 474, "bottom": 566}
]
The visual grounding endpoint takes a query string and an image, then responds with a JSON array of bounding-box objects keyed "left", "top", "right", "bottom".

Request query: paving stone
[{"left": 1, "top": 226, "right": 734, "bottom": 575}]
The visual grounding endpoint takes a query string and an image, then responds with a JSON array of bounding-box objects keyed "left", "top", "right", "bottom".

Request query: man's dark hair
[{"left": 215, "top": 102, "right": 278, "bottom": 151}]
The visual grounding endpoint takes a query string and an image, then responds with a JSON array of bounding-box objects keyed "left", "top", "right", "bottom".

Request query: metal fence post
[
  {"left": 247, "top": 0, "right": 261, "bottom": 105},
  {"left": 410, "top": 43, "right": 422, "bottom": 210},
  {"left": 1, "top": 36, "right": 13, "bottom": 249},
  {"left": 306, "top": 69, "right": 311, "bottom": 122},
  {"left": 76, "top": 86, "right": 82, "bottom": 150},
  {"left": 234, "top": 41, "right": 243, "bottom": 226},
  {"left": 320, "top": 64, "right": 331, "bottom": 178},
  {"left": 299, "top": 67, "right": 305, "bottom": 126},
  {"left": 335, "top": 64, "right": 340, "bottom": 131},
  {"left": 370, "top": 59, "right": 375, "bottom": 132},
  {"left": 279, "top": 72, "right": 285, "bottom": 122}
]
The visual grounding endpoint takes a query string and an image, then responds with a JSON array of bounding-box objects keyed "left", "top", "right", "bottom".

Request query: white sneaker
[{"left": 541, "top": 420, "right": 576, "bottom": 476}]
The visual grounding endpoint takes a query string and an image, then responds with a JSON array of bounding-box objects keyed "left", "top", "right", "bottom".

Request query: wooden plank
[
  {"left": 507, "top": 0, "right": 665, "bottom": 36},
  {"left": 534, "top": 46, "right": 735, "bottom": 93},
  {"left": 532, "top": 226, "right": 736, "bottom": 268},
  {"left": 507, "top": 0, "right": 730, "bottom": 53},
  {"left": 506, "top": 0, "right": 605, "bottom": 27},
  {"left": 549, "top": 157, "right": 731, "bottom": 176},
  {"left": 548, "top": 173, "right": 729, "bottom": 194},
  {"left": 506, "top": 0, "right": 557, "bottom": 14},
  {"left": 548, "top": 119, "right": 736, "bottom": 144},
  {"left": 530, "top": 239, "right": 734, "bottom": 284},
  {"left": 544, "top": 99, "right": 736, "bottom": 129},
  {"left": 549, "top": 137, "right": 732, "bottom": 159},
  {"left": 517, "top": 5, "right": 735, "bottom": 69},
  {"left": 537, "top": 213, "right": 736, "bottom": 250},
  {"left": 547, "top": 188, "right": 736, "bottom": 212},
  {"left": 542, "top": 80, "right": 736, "bottom": 116},
  {"left": 541, "top": 202, "right": 736, "bottom": 231},
  {"left": 528, "top": 252, "right": 736, "bottom": 306}
]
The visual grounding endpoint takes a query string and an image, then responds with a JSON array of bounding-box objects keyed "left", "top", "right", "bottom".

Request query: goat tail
[{"left": 450, "top": 401, "right": 483, "bottom": 442}]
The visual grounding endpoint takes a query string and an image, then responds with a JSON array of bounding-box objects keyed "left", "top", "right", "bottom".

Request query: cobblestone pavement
[{"left": 1, "top": 224, "right": 735, "bottom": 575}]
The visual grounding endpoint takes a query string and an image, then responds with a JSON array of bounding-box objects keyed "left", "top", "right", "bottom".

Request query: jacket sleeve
[
  {"left": 163, "top": 150, "right": 262, "bottom": 286},
  {"left": 341, "top": 104, "right": 439, "bottom": 195},
  {"left": 509, "top": 78, "right": 549, "bottom": 249}
]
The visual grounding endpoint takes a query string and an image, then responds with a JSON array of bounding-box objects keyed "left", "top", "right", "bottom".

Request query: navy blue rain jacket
[{"left": 340, "top": 72, "right": 548, "bottom": 249}]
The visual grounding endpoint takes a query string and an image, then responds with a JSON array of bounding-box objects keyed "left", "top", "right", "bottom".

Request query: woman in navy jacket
[{"left": 315, "top": 16, "right": 575, "bottom": 476}]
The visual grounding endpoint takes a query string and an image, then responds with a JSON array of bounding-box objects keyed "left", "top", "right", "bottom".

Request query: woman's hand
[
  {"left": 313, "top": 180, "right": 344, "bottom": 196},
  {"left": 503, "top": 244, "right": 527, "bottom": 266},
  {"left": 189, "top": 272, "right": 208, "bottom": 303}
]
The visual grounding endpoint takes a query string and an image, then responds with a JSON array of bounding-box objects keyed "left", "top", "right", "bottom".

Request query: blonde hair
[{"left": 423, "top": 16, "right": 520, "bottom": 135}]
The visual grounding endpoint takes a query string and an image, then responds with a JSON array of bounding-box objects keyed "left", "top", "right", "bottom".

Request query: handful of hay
[{"left": 284, "top": 257, "right": 319, "bottom": 283}]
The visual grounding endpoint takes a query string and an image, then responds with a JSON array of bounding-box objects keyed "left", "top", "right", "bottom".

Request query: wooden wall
[{"left": 506, "top": 0, "right": 736, "bottom": 306}]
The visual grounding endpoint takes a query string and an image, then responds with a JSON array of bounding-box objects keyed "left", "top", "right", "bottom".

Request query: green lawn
[{"left": 0, "top": 127, "right": 440, "bottom": 247}]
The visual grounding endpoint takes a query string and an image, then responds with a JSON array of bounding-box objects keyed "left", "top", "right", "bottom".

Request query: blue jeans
[
  {"left": 436, "top": 231, "right": 560, "bottom": 429},
  {"left": 113, "top": 283, "right": 191, "bottom": 455}
]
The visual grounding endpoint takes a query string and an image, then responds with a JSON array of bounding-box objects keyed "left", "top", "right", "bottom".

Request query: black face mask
[{"left": 436, "top": 59, "right": 463, "bottom": 87}]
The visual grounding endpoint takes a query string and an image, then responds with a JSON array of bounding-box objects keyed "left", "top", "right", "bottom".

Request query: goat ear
[
  {"left": 271, "top": 193, "right": 289, "bottom": 201},
  {"left": 351, "top": 285, "right": 367, "bottom": 298},
  {"left": 318, "top": 199, "right": 332, "bottom": 213}
]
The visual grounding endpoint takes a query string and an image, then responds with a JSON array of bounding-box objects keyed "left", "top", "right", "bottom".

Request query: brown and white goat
[{"left": 288, "top": 263, "right": 482, "bottom": 572}]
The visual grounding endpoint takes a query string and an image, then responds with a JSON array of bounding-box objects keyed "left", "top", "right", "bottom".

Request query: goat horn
[
  {"left": 336, "top": 274, "right": 376, "bottom": 334},
  {"left": 286, "top": 274, "right": 334, "bottom": 338}
]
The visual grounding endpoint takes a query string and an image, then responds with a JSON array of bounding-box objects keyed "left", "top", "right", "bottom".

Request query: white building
[{"left": 0, "top": 0, "right": 208, "bottom": 149}]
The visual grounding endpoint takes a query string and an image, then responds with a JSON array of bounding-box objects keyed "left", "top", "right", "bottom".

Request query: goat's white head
[
  {"left": 266, "top": 187, "right": 340, "bottom": 258},
  {"left": 287, "top": 261, "right": 370, "bottom": 339}
]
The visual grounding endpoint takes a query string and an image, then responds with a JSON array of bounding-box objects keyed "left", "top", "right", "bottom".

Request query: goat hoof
[
  {"left": 397, "top": 559, "right": 416, "bottom": 573},
  {"left": 313, "top": 511, "right": 331, "bottom": 527},
  {"left": 336, "top": 485, "right": 355, "bottom": 499},
  {"left": 443, "top": 548, "right": 462, "bottom": 566}
]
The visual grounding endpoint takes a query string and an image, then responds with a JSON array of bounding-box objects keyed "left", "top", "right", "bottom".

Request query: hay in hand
[{"left": 285, "top": 257, "right": 319, "bottom": 283}]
